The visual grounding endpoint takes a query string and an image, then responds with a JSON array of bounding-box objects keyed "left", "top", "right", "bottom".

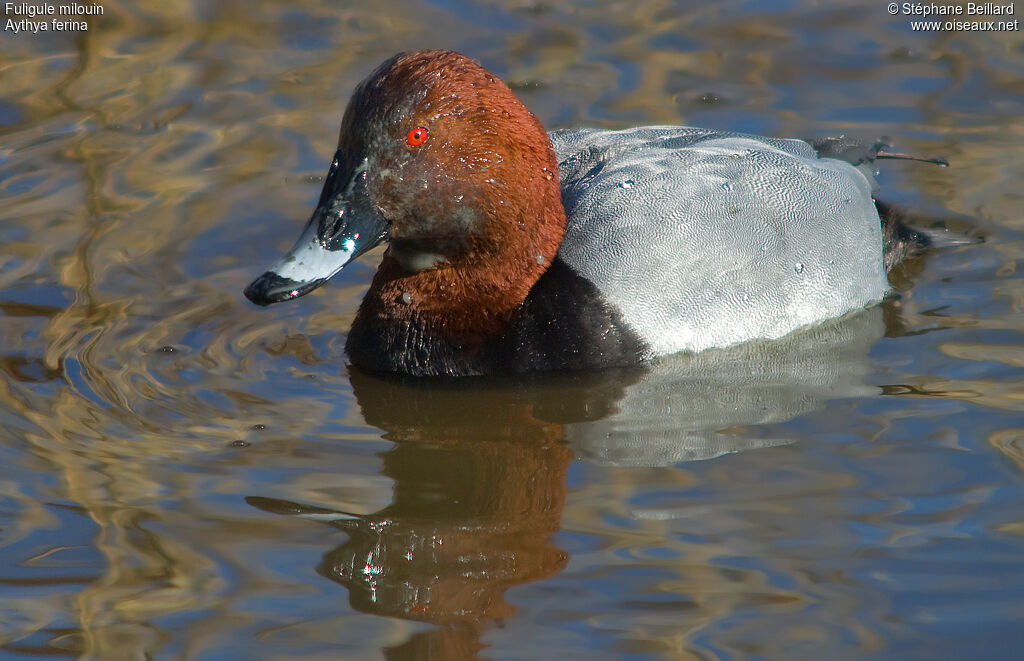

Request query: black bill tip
[{"left": 244, "top": 271, "right": 326, "bottom": 306}]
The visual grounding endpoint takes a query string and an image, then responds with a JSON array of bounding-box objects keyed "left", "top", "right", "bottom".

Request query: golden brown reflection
[{"left": 249, "top": 369, "right": 578, "bottom": 660}]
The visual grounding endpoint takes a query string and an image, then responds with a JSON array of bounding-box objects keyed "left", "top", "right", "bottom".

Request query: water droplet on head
[
  {"left": 794, "top": 262, "right": 804, "bottom": 274},
  {"left": 536, "top": 254, "right": 545, "bottom": 265},
  {"left": 400, "top": 292, "right": 412, "bottom": 305}
]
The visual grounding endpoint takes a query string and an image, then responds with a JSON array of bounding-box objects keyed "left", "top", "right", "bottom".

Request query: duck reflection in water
[
  {"left": 248, "top": 368, "right": 588, "bottom": 660},
  {"left": 246, "top": 307, "right": 890, "bottom": 658}
]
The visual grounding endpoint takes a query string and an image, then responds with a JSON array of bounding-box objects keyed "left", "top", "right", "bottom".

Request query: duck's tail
[
  {"left": 808, "top": 135, "right": 976, "bottom": 270},
  {"left": 808, "top": 135, "right": 949, "bottom": 168},
  {"left": 875, "top": 200, "right": 979, "bottom": 271}
]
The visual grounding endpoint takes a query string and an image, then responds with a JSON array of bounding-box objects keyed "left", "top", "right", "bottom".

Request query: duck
[{"left": 244, "top": 49, "right": 947, "bottom": 377}]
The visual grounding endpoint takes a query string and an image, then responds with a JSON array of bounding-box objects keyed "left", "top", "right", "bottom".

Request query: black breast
[{"left": 499, "top": 258, "right": 650, "bottom": 373}]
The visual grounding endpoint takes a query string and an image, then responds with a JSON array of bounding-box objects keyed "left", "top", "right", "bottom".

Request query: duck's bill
[{"left": 244, "top": 154, "right": 388, "bottom": 306}]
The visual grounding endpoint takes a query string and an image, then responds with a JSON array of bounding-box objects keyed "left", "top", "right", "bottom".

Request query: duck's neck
[{"left": 346, "top": 252, "right": 554, "bottom": 376}]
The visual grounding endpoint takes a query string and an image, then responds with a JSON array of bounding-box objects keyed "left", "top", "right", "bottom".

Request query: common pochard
[{"left": 245, "top": 49, "right": 945, "bottom": 377}]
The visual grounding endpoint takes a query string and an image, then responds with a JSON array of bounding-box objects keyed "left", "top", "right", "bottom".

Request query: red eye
[{"left": 406, "top": 126, "right": 428, "bottom": 147}]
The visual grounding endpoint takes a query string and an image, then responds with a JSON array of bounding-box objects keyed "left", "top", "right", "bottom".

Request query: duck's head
[{"left": 244, "top": 50, "right": 564, "bottom": 307}]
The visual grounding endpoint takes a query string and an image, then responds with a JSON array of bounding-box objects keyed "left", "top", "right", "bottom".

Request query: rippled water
[{"left": 2, "top": 1, "right": 1023, "bottom": 659}]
